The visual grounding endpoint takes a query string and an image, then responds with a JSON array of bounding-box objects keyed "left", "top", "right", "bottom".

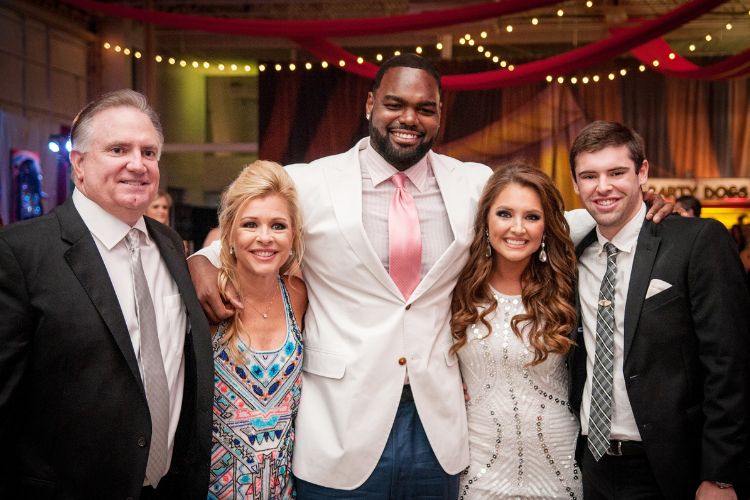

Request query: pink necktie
[{"left": 389, "top": 172, "right": 422, "bottom": 299}]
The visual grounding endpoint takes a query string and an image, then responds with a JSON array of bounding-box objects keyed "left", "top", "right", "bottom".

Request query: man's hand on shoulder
[
  {"left": 187, "top": 255, "right": 237, "bottom": 324},
  {"left": 696, "top": 481, "right": 736, "bottom": 500},
  {"left": 643, "top": 188, "right": 674, "bottom": 223}
]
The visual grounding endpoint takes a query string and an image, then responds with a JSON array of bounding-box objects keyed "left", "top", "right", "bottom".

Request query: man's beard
[{"left": 369, "top": 121, "right": 434, "bottom": 171}]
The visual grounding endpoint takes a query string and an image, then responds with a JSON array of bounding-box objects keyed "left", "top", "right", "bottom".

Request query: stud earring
[
  {"left": 365, "top": 113, "right": 371, "bottom": 120},
  {"left": 484, "top": 228, "right": 492, "bottom": 258},
  {"left": 538, "top": 234, "right": 547, "bottom": 263}
]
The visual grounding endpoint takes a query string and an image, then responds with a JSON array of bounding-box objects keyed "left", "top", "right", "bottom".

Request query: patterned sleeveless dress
[{"left": 209, "top": 277, "right": 303, "bottom": 500}]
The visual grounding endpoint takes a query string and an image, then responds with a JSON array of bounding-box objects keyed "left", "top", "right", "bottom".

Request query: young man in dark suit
[
  {"left": 0, "top": 89, "right": 213, "bottom": 499},
  {"left": 568, "top": 121, "right": 749, "bottom": 500}
]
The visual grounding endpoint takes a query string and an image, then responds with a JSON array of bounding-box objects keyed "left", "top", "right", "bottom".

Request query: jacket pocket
[{"left": 303, "top": 346, "right": 346, "bottom": 379}]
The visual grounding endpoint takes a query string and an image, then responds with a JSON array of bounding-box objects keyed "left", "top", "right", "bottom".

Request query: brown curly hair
[{"left": 450, "top": 163, "right": 577, "bottom": 365}]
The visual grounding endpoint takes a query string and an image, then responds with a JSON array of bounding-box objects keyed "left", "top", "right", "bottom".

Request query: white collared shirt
[
  {"left": 72, "top": 189, "right": 187, "bottom": 480},
  {"left": 578, "top": 202, "right": 647, "bottom": 441},
  {"left": 360, "top": 139, "right": 454, "bottom": 278}
]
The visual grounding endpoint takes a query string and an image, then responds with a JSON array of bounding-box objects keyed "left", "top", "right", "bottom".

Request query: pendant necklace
[{"left": 245, "top": 280, "right": 277, "bottom": 319}]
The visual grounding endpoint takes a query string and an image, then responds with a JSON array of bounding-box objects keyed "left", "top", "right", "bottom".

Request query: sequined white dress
[{"left": 457, "top": 289, "right": 582, "bottom": 500}]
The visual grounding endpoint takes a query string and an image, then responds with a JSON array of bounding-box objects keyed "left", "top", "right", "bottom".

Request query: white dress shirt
[
  {"left": 578, "top": 202, "right": 647, "bottom": 441},
  {"left": 73, "top": 189, "right": 187, "bottom": 478}
]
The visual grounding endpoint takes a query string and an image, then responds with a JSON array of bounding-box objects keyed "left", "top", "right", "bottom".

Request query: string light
[
  {"left": 321, "top": 61, "right": 329, "bottom": 68},
  {"left": 275, "top": 63, "right": 282, "bottom": 71},
  {"left": 468, "top": 39, "right": 475, "bottom": 46},
  {"left": 305, "top": 62, "right": 313, "bottom": 70},
  {"left": 639, "top": 64, "right": 646, "bottom": 72},
  {"left": 338, "top": 59, "right": 346, "bottom": 67},
  {"left": 689, "top": 44, "right": 696, "bottom": 51},
  {"left": 652, "top": 60, "right": 660, "bottom": 67},
  {"left": 436, "top": 42, "right": 443, "bottom": 50},
  {"left": 103, "top": 42, "right": 111, "bottom": 49},
  {"left": 582, "top": 76, "right": 590, "bottom": 84},
  {"left": 586, "top": 0, "right": 593, "bottom": 7},
  {"left": 356, "top": 56, "right": 364, "bottom": 64},
  {"left": 289, "top": 63, "right": 296, "bottom": 71},
  {"left": 607, "top": 73, "right": 615, "bottom": 80},
  {"left": 394, "top": 50, "right": 401, "bottom": 56},
  {"left": 725, "top": 23, "right": 732, "bottom": 30},
  {"left": 231, "top": 64, "right": 238, "bottom": 71},
  {"left": 155, "top": 55, "right": 162, "bottom": 62},
  {"left": 191, "top": 61, "right": 199, "bottom": 68},
  {"left": 123, "top": 48, "right": 131, "bottom": 55},
  {"left": 477, "top": 45, "right": 484, "bottom": 52},
  {"left": 217, "top": 63, "right": 224, "bottom": 70},
  {"left": 459, "top": 38, "right": 466, "bottom": 45},
  {"left": 531, "top": 18, "right": 539, "bottom": 25},
  {"left": 570, "top": 76, "right": 578, "bottom": 84},
  {"left": 259, "top": 64, "right": 266, "bottom": 72},
  {"left": 415, "top": 46, "right": 423, "bottom": 54},
  {"left": 376, "top": 53, "right": 383, "bottom": 61},
  {"left": 179, "top": 60, "right": 187, "bottom": 67},
  {"left": 480, "top": 31, "right": 487, "bottom": 39},
  {"left": 506, "top": 25, "right": 513, "bottom": 33},
  {"left": 557, "top": 76, "right": 564, "bottom": 83},
  {"left": 545, "top": 75, "right": 553, "bottom": 82},
  {"left": 668, "top": 52, "right": 676, "bottom": 60},
  {"left": 592, "top": 75, "right": 600, "bottom": 82},
  {"left": 134, "top": 51, "right": 141, "bottom": 59},
  {"left": 619, "top": 68, "right": 627, "bottom": 76},
  {"left": 114, "top": 45, "right": 122, "bottom": 52},
  {"left": 557, "top": 9, "right": 564, "bottom": 17}
]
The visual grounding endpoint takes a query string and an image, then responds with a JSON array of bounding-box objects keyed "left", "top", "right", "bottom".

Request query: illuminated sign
[{"left": 646, "top": 178, "right": 749, "bottom": 200}]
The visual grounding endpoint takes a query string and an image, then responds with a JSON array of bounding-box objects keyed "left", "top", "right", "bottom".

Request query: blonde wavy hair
[
  {"left": 450, "top": 163, "right": 577, "bottom": 365},
  {"left": 217, "top": 160, "right": 304, "bottom": 360}
]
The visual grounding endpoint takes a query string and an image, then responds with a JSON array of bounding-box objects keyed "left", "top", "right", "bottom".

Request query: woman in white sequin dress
[{"left": 451, "top": 164, "right": 582, "bottom": 499}]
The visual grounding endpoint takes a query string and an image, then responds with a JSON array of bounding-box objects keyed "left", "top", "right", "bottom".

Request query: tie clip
[{"left": 598, "top": 299, "right": 612, "bottom": 308}]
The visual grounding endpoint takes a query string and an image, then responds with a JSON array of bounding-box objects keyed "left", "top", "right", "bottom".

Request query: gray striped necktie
[
  {"left": 125, "top": 229, "right": 169, "bottom": 486},
  {"left": 588, "top": 242, "right": 620, "bottom": 461}
]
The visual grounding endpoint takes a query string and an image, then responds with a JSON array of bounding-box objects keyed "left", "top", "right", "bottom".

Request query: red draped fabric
[
  {"left": 61, "top": 0, "right": 746, "bottom": 90},
  {"left": 60, "top": 0, "right": 561, "bottom": 37}
]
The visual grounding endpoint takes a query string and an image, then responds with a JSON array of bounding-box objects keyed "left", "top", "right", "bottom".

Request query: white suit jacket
[{"left": 289, "top": 138, "right": 491, "bottom": 488}]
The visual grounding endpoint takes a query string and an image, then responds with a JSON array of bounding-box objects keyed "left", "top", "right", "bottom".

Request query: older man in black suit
[
  {"left": 0, "top": 89, "right": 212, "bottom": 499},
  {"left": 568, "top": 120, "right": 749, "bottom": 500}
]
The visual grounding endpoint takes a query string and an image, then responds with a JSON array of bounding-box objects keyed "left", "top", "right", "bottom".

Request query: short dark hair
[
  {"left": 569, "top": 120, "right": 646, "bottom": 178},
  {"left": 676, "top": 195, "right": 702, "bottom": 217},
  {"left": 371, "top": 53, "right": 442, "bottom": 97}
]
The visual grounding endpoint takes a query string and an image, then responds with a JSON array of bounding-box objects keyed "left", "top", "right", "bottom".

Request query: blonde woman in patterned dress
[
  {"left": 451, "top": 164, "right": 582, "bottom": 499},
  {"left": 209, "top": 161, "right": 307, "bottom": 499}
]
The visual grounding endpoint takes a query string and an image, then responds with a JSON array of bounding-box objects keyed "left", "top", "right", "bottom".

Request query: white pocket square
[{"left": 645, "top": 278, "right": 672, "bottom": 299}]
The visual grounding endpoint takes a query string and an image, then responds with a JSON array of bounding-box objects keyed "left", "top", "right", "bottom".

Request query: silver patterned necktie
[
  {"left": 588, "top": 242, "right": 620, "bottom": 461},
  {"left": 125, "top": 228, "right": 169, "bottom": 486}
]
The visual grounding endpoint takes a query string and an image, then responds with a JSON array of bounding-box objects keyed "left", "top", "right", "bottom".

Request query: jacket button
[
  {"left": 398, "top": 357, "right": 407, "bottom": 366},
  {"left": 138, "top": 436, "right": 147, "bottom": 447},
  {"left": 405, "top": 304, "right": 411, "bottom": 310}
]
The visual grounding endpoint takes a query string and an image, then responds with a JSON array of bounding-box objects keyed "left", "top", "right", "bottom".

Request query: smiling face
[
  {"left": 487, "top": 183, "right": 545, "bottom": 269},
  {"left": 366, "top": 66, "right": 441, "bottom": 171},
  {"left": 572, "top": 144, "right": 648, "bottom": 240},
  {"left": 231, "top": 193, "right": 294, "bottom": 279},
  {"left": 70, "top": 106, "right": 160, "bottom": 226},
  {"left": 146, "top": 195, "right": 170, "bottom": 225}
]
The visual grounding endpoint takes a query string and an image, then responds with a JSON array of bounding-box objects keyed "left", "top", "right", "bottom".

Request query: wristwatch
[{"left": 713, "top": 481, "right": 733, "bottom": 489}]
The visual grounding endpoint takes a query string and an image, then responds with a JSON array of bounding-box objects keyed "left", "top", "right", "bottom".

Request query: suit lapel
[
  {"left": 58, "top": 199, "right": 144, "bottom": 391},
  {"left": 623, "top": 220, "right": 660, "bottom": 360},
  {"left": 408, "top": 153, "right": 469, "bottom": 301},
  {"left": 145, "top": 219, "right": 193, "bottom": 321}
]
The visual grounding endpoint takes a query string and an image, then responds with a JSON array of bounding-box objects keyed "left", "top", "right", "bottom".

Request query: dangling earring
[
  {"left": 538, "top": 234, "right": 548, "bottom": 263},
  {"left": 229, "top": 245, "right": 235, "bottom": 257},
  {"left": 484, "top": 228, "right": 492, "bottom": 258}
]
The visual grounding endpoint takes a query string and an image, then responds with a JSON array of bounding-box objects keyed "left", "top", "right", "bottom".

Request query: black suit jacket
[
  {"left": 0, "top": 199, "right": 213, "bottom": 499},
  {"left": 569, "top": 215, "right": 750, "bottom": 499}
]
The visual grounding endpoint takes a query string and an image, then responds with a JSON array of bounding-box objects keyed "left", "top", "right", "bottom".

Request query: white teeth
[
  {"left": 505, "top": 239, "right": 526, "bottom": 245},
  {"left": 597, "top": 199, "right": 617, "bottom": 206},
  {"left": 253, "top": 251, "right": 274, "bottom": 257},
  {"left": 393, "top": 131, "right": 418, "bottom": 139}
]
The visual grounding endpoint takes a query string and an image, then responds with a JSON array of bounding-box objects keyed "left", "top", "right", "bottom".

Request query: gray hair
[{"left": 70, "top": 89, "right": 164, "bottom": 157}]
